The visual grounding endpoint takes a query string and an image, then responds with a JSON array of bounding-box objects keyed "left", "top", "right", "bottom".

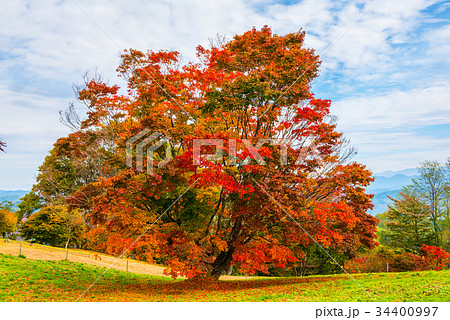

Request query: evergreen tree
[{"left": 380, "top": 190, "right": 434, "bottom": 253}]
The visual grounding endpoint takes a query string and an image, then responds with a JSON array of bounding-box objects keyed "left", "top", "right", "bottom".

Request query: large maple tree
[{"left": 50, "top": 27, "right": 377, "bottom": 278}]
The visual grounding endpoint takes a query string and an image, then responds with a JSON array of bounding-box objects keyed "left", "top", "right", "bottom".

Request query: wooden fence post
[
  {"left": 19, "top": 242, "right": 22, "bottom": 256},
  {"left": 126, "top": 258, "right": 129, "bottom": 272}
]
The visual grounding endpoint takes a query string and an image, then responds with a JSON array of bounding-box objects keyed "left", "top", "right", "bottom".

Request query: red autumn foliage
[
  {"left": 53, "top": 27, "right": 378, "bottom": 279},
  {"left": 346, "top": 245, "right": 450, "bottom": 273},
  {"left": 420, "top": 245, "right": 450, "bottom": 271},
  {"left": 389, "top": 252, "right": 427, "bottom": 272}
]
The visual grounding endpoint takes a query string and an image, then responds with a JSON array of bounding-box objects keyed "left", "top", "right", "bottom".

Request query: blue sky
[{"left": 0, "top": 0, "right": 449, "bottom": 190}]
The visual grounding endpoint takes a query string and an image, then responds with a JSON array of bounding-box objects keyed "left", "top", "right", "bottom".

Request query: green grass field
[{"left": 1, "top": 253, "right": 448, "bottom": 302}]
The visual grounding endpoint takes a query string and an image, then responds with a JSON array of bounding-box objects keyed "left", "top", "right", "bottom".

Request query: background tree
[
  {"left": 442, "top": 158, "right": 450, "bottom": 249},
  {"left": 0, "top": 200, "right": 14, "bottom": 211},
  {"left": 412, "top": 160, "right": 449, "bottom": 246},
  {"left": 25, "top": 129, "right": 116, "bottom": 234},
  {"left": 0, "top": 208, "right": 18, "bottom": 238},
  {"left": 16, "top": 192, "right": 44, "bottom": 222},
  {"left": 20, "top": 206, "right": 86, "bottom": 248},
  {"left": 378, "top": 190, "right": 434, "bottom": 253}
]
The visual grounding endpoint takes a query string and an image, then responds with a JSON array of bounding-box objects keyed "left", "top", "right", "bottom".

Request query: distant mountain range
[
  {"left": 372, "top": 168, "right": 418, "bottom": 179},
  {"left": 367, "top": 174, "right": 417, "bottom": 194},
  {"left": 369, "top": 189, "right": 402, "bottom": 216},
  {"left": 368, "top": 168, "right": 419, "bottom": 215},
  {"left": 0, "top": 190, "right": 29, "bottom": 210}
]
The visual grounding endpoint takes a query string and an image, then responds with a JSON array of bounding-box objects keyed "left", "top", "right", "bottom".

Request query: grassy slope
[
  {"left": 1, "top": 254, "right": 448, "bottom": 302},
  {"left": 0, "top": 239, "right": 168, "bottom": 277}
]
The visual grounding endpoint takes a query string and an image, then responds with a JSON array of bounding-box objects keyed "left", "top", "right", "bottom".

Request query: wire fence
[{"left": 0, "top": 239, "right": 136, "bottom": 273}]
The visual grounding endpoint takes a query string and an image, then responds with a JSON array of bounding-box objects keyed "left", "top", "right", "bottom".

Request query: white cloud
[
  {"left": 0, "top": 0, "right": 440, "bottom": 81},
  {"left": 332, "top": 82, "right": 450, "bottom": 171},
  {"left": 301, "top": 0, "right": 444, "bottom": 90},
  {"left": 0, "top": 0, "right": 443, "bottom": 87},
  {"left": 0, "top": 84, "right": 72, "bottom": 189},
  {"left": 0, "top": 85, "right": 69, "bottom": 135},
  {"left": 0, "top": 0, "right": 449, "bottom": 188},
  {"left": 333, "top": 82, "right": 450, "bottom": 131},
  {"left": 424, "top": 24, "right": 450, "bottom": 62}
]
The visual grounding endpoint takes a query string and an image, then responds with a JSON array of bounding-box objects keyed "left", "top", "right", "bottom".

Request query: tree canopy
[
  {"left": 378, "top": 190, "right": 434, "bottom": 253},
  {"left": 0, "top": 208, "right": 18, "bottom": 237},
  {"left": 27, "top": 27, "right": 378, "bottom": 279},
  {"left": 412, "top": 160, "right": 449, "bottom": 245},
  {"left": 16, "top": 192, "right": 44, "bottom": 222},
  {"left": 20, "top": 206, "right": 85, "bottom": 248},
  {"left": 378, "top": 159, "right": 450, "bottom": 252}
]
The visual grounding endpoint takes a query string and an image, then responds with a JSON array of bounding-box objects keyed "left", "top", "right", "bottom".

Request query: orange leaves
[
  {"left": 315, "top": 229, "right": 343, "bottom": 248},
  {"left": 284, "top": 201, "right": 359, "bottom": 250},
  {"left": 233, "top": 241, "right": 297, "bottom": 275},
  {"left": 313, "top": 201, "right": 360, "bottom": 229},
  {"left": 200, "top": 235, "right": 228, "bottom": 253},
  {"left": 212, "top": 237, "right": 228, "bottom": 252},
  {"left": 162, "top": 239, "right": 212, "bottom": 279},
  {"left": 77, "top": 80, "right": 128, "bottom": 130},
  {"left": 0, "top": 208, "right": 18, "bottom": 234},
  {"left": 104, "top": 234, "right": 133, "bottom": 257},
  {"left": 203, "top": 46, "right": 235, "bottom": 69},
  {"left": 66, "top": 26, "right": 379, "bottom": 280},
  {"left": 269, "top": 243, "right": 298, "bottom": 269},
  {"left": 295, "top": 100, "right": 330, "bottom": 124},
  {"left": 421, "top": 245, "right": 450, "bottom": 271},
  {"left": 78, "top": 80, "right": 120, "bottom": 101}
]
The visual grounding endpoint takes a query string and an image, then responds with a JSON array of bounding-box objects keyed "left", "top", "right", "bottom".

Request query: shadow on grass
[{"left": 105, "top": 275, "right": 346, "bottom": 297}]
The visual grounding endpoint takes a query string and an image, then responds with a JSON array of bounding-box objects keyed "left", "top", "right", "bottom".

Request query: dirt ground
[{"left": 0, "top": 239, "right": 244, "bottom": 280}]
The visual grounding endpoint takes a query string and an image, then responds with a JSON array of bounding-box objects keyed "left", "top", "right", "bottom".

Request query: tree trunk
[
  {"left": 209, "top": 247, "right": 235, "bottom": 279},
  {"left": 65, "top": 238, "right": 70, "bottom": 260},
  {"left": 209, "top": 217, "right": 243, "bottom": 279}
]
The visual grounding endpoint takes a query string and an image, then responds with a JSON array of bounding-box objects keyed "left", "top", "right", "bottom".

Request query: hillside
[
  {"left": 1, "top": 253, "right": 448, "bottom": 302},
  {"left": 0, "top": 239, "right": 166, "bottom": 278},
  {"left": 0, "top": 239, "right": 241, "bottom": 280}
]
